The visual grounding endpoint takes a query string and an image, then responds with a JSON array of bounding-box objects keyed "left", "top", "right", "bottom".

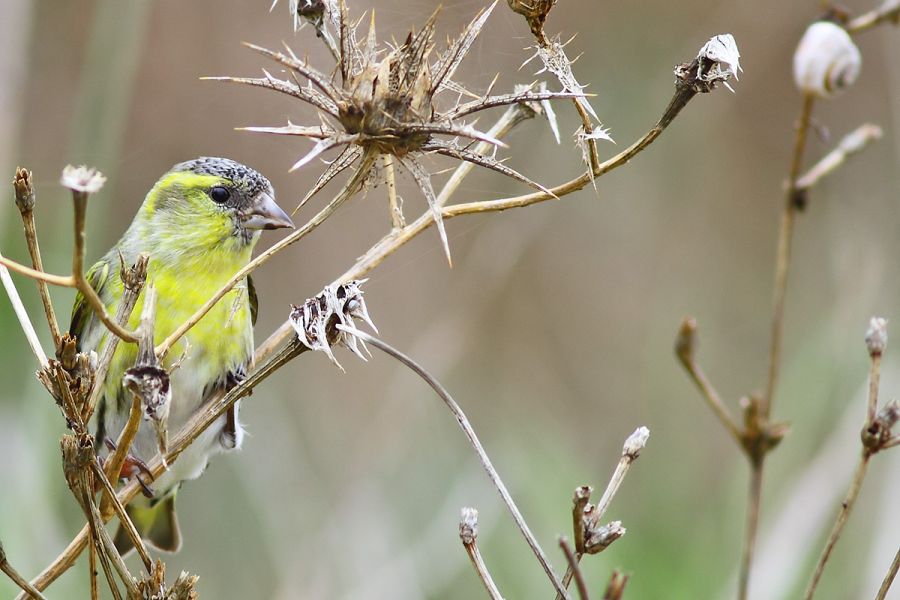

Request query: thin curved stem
[
  {"left": 738, "top": 463, "right": 764, "bottom": 600},
  {"left": 763, "top": 93, "right": 815, "bottom": 417},
  {"left": 336, "top": 325, "right": 571, "bottom": 600},
  {"left": 875, "top": 545, "right": 900, "bottom": 600},
  {"left": 804, "top": 453, "right": 870, "bottom": 599}
]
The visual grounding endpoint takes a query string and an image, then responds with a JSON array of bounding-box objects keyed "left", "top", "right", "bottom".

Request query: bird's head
[{"left": 138, "top": 157, "right": 293, "bottom": 255}]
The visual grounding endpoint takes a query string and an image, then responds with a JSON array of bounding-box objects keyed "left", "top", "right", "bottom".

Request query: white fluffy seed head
[{"left": 793, "top": 21, "right": 861, "bottom": 98}]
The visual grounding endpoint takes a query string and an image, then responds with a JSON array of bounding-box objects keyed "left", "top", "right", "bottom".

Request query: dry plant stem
[
  {"left": 71, "top": 192, "right": 139, "bottom": 344},
  {"left": 384, "top": 155, "right": 404, "bottom": 229},
  {"left": 867, "top": 353, "right": 882, "bottom": 424},
  {"left": 154, "top": 149, "right": 377, "bottom": 358},
  {"left": 875, "top": 545, "right": 900, "bottom": 600},
  {"left": 846, "top": 2, "right": 900, "bottom": 33},
  {"left": 0, "top": 257, "right": 75, "bottom": 286},
  {"left": 559, "top": 537, "right": 590, "bottom": 600},
  {"left": 99, "top": 394, "right": 141, "bottom": 516},
  {"left": 16, "top": 208, "right": 61, "bottom": 345},
  {"left": 102, "top": 285, "right": 157, "bottom": 511},
  {"left": 558, "top": 451, "right": 640, "bottom": 599},
  {"left": 764, "top": 92, "right": 815, "bottom": 416},
  {"left": 22, "top": 339, "right": 308, "bottom": 596},
  {"left": 462, "top": 536, "right": 504, "bottom": 600},
  {"left": 0, "top": 226, "right": 139, "bottom": 344},
  {"left": 803, "top": 452, "right": 871, "bottom": 600},
  {"left": 88, "top": 539, "right": 98, "bottom": 600},
  {"left": 794, "top": 123, "right": 882, "bottom": 191},
  {"left": 0, "top": 252, "right": 49, "bottom": 367},
  {"left": 91, "top": 460, "right": 152, "bottom": 573},
  {"left": 677, "top": 350, "right": 742, "bottom": 445},
  {"left": 738, "top": 463, "right": 763, "bottom": 600},
  {"left": 86, "top": 254, "right": 148, "bottom": 415},
  {"left": 336, "top": 325, "right": 571, "bottom": 600},
  {"left": 0, "top": 543, "right": 49, "bottom": 600}
]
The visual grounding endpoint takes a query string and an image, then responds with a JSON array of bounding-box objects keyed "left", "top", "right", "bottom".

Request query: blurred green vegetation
[{"left": 1, "top": 0, "right": 899, "bottom": 598}]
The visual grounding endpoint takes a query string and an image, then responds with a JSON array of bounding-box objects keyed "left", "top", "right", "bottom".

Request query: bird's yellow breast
[{"left": 101, "top": 250, "right": 253, "bottom": 410}]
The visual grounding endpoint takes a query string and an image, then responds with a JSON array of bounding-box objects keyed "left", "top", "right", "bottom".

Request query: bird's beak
[{"left": 242, "top": 192, "right": 294, "bottom": 230}]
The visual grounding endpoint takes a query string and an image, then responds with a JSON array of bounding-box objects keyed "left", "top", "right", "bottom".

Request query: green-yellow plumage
[{"left": 70, "top": 157, "right": 292, "bottom": 552}]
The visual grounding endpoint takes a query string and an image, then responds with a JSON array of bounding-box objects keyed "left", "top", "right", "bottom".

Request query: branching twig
[
  {"left": 675, "top": 317, "right": 743, "bottom": 444},
  {"left": 558, "top": 429, "right": 647, "bottom": 599},
  {"left": 795, "top": 124, "right": 882, "bottom": 191},
  {"left": 0, "top": 167, "right": 140, "bottom": 344},
  {"left": 846, "top": 0, "right": 900, "bottom": 34},
  {"left": 804, "top": 318, "right": 896, "bottom": 599}
]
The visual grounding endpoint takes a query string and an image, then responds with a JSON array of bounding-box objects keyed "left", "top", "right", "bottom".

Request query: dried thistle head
[
  {"left": 212, "top": 0, "right": 576, "bottom": 260},
  {"left": 506, "top": 0, "right": 558, "bottom": 37}
]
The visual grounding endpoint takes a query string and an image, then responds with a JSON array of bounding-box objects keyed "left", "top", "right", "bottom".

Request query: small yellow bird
[{"left": 70, "top": 157, "right": 293, "bottom": 552}]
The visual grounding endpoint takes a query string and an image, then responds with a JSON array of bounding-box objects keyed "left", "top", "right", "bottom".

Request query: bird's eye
[{"left": 209, "top": 186, "right": 231, "bottom": 203}]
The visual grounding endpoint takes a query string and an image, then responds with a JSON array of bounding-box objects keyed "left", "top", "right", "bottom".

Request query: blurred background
[{"left": 1, "top": 0, "right": 899, "bottom": 598}]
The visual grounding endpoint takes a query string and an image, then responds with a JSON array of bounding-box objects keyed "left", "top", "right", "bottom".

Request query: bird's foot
[{"left": 103, "top": 438, "right": 156, "bottom": 498}]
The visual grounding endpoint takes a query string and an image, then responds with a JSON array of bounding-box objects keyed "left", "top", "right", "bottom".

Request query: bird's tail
[{"left": 113, "top": 495, "right": 182, "bottom": 555}]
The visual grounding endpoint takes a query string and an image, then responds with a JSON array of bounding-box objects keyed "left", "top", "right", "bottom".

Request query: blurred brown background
[{"left": 1, "top": 0, "right": 899, "bottom": 598}]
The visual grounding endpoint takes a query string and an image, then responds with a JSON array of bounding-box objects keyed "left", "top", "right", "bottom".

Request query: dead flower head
[{"left": 212, "top": 0, "right": 577, "bottom": 260}]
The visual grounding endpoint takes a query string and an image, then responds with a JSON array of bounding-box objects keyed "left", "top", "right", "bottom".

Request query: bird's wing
[
  {"left": 248, "top": 275, "right": 258, "bottom": 327},
  {"left": 70, "top": 257, "right": 113, "bottom": 350}
]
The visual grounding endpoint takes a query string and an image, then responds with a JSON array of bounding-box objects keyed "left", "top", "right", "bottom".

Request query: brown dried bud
[
  {"left": 675, "top": 317, "right": 698, "bottom": 363},
  {"left": 603, "top": 570, "right": 629, "bottom": 600},
  {"left": 506, "top": 0, "right": 557, "bottom": 37},
  {"left": 585, "top": 520, "right": 626, "bottom": 554},
  {"left": 13, "top": 167, "right": 35, "bottom": 213}
]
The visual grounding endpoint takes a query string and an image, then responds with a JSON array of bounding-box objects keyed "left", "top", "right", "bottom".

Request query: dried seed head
[
  {"left": 506, "top": 0, "right": 557, "bottom": 37},
  {"left": 622, "top": 426, "right": 650, "bottom": 459},
  {"left": 793, "top": 21, "right": 861, "bottom": 98},
  {"left": 459, "top": 507, "right": 479, "bottom": 545},
  {"left": 221, "top": 1, "right": 575, "bottom": 262},
  {"left": 865, "top": 316, "right": 888, "bottom": 356},
  {"left": 289, "top": 280, "right": 377, "bottom": 370},
  {"left": 675, "top": 34, "right": 742, "bottom": 94},
  {"left": 60, "top": 165, "right": 106, "bottom": 194},
  {"left": 13, "top": 167, "right": 35, "bottom": 213},
  {"left": 584, "top": 520, "right": 626, "bottom": 554}
]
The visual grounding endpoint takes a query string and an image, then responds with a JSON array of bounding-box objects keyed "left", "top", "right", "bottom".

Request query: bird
[{"left": 69, "top": 157, "right": 293, "bottom": 553}]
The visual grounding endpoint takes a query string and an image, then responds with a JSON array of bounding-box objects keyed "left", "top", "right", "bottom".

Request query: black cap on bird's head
[{"left": 171, "top": 157, "right": 294, "bottom": 232}]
